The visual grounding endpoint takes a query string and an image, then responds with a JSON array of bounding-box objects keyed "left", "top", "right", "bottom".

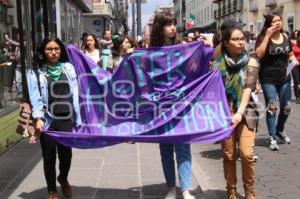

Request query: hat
[{"left": 221, "top": 19, "right": 244, "bottom": 32}]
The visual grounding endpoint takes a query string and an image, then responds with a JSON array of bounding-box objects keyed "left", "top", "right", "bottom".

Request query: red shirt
[{"left": 292, "top": 42, "right": 300, "bottom": 61}]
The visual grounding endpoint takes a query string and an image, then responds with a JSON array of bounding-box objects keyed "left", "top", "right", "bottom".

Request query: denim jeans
[
  {"left": 159, "top": 144, "right": 192, "bottom": 191},
  {"left": 261, "top": 81, "right": 291, "bottom": 139}
]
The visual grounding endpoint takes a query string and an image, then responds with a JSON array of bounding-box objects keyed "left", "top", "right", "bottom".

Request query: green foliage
[{"left": 0, "top": 111, "right": 22, "bottom": 155}]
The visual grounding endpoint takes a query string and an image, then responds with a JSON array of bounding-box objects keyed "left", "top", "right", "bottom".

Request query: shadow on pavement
[
  {"left": 17, "top": 184, "right": 203, "bottom": 199},
  {"left": 18, "top": 186, "right": 140, "bottom": 199},
  {"left": 0, "top": 140, "right": 42, "bottom": 198},
  {"left": 254, "top": 138, "right": 268, "bottom": 148},
  {"left": 203, "top": 189, "right": 244, "bottom": 199},
  {"left": 143, "top": 184, "right": 202, "bottom": 198},
  {"left": 199, "top": 149, "right": 223, "bottom": 160}
]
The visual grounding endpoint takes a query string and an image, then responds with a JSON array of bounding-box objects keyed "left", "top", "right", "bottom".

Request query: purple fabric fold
[{"left": 45, "top": 41, "right": 233, "bottom": 148}]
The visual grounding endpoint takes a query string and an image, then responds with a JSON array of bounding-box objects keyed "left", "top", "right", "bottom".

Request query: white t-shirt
[{"left": 85, "top": 49, "right": 101, "bottom": 65}]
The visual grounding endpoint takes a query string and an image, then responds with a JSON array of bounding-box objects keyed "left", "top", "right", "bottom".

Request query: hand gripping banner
[{"left": 45, "top": 41, "right": 233, "bottom": 148}]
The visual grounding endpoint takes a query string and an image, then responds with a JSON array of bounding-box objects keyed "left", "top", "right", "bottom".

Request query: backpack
[{"left": 16, "top": 69, "right": 41, "bottom": 141}]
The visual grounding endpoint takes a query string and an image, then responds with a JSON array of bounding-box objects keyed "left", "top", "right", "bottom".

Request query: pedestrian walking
[
  {"left": 5, "top": 33, "right": 23, "bottom": 100},
  {"left": 99, "top": 31, "right": 113, "bottom": 71},
  {"left": 255, "top": 12, "right": 299, "bottom": 150},
  {"left": 291, "top": 31, "right": 300, "bottom": 103},
  {"left": 27, "top": 36, "right": 81, "bottom": 199},
  {"left": 212, "top": 25, "right": 258, "bottom": 199},
  {"left": 149, "top": 12, "right": 195, "bottom": 199},
  {"left": 290, "top": 30, "right": 298, "bottom": 45},
  {"left": 109, "top": 35, "right": 137, "bottom": 73},
  {"left": 82, "top": 33, "right": 101, "bottom": 66}
]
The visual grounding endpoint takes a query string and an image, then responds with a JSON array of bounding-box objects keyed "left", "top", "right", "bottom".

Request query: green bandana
[
  {"left": 213, "top": 51, "right": 249, "bottom": 111},
  {"left": 46, "top": 62, "right": 62, "bottom": 81}
]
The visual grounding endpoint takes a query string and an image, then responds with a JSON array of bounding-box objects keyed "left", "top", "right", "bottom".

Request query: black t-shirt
[
  {"left": 48, "top": 72, "right": 72, "bottom": 117},
  {"left": 259, "top": 34, "right": 292, "bottom": 85}
]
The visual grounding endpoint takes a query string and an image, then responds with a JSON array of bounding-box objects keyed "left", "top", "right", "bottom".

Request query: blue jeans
[
  {"left": 261, "top": 81, "right": 291, "bottom": 139},
  {"left": 159, "top": 144, "right": 192, "bottom": 191}
]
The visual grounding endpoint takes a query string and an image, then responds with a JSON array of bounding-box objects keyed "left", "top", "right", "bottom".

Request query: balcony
[
  {"left": 266, "top": 0, "right": 277, "bottom": 7},
  {"left": 249, "top": 0, "right": 258, "bottom": 12},
  {"left": 214, "top": 10, "right": 218, "bottom": 19},
  {"left": 0, "top": 10, "right": 3, "bottom": 22},
  {"left": 218, "top": 7, "right": 221, "bottom": 17},
  {"left": 233, "top": 0, "right": 242, "bottom": 12},
  {"left": 222, "top": 4, "right": 226, "bottom": 16},
  {"left": 227, "top": 2, "right": 232, "bottom": 14},
  {"left": 6, "top": 14, "right": 13, "bottom": 24}
]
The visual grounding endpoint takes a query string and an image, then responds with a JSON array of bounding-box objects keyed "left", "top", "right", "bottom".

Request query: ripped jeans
[{"left": 261, "top": 81, "right": 291, "bottom": 139}]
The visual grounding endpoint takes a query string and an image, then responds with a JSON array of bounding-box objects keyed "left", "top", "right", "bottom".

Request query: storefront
[{"left": 28, "top": 0, "right": 93, "bottom": 51}]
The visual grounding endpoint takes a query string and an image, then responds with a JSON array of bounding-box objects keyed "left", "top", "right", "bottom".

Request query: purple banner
[{"left": 45, "top": 41, "right": 233, "bottom": 148}]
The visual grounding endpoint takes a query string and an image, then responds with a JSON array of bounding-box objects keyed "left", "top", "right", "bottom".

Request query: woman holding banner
[
  {"left": 109, "top": 35, "right": 137, "bottom": 73},
  {"left": 213, "top": 26, "right": 258, "bottom": 199},
  {"left": 27, "top": 36, "right": 81, "bottom": 199},
  {"left": 150, "top": 12, "right": 195, "bottom": 199}
]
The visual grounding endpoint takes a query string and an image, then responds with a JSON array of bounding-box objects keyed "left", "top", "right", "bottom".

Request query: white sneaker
[
  {"left": 183, "top": 191, "right": 195, "bottom": 199},
  {"left": 253, "top": 155, "right": 258, "bottom": 162},
  {"left": 183, "top": 194, "right": 195, "bottom": 199},
  {"left": 165, "top": 189, "right": 176, "bottom": 199},
  {"left": 276, "top": 131, "right": 291, "bottom": 144},
  {"left": 269, "top": 137, "right": 279, "bottom": 151}
]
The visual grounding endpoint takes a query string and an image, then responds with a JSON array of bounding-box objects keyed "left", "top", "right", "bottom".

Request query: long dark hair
[
  {"left": 297, "top": 32, "right": 300, "bottom": 47},
  {"left": 112, "top": 35, "right": 137, "bottom": 58},
  {"left": 291, "top": 30, "right": 299, "bottom": 40},
  {"left": 36, "top": 35, "right": 69, "bottom": 67},
  {"left": 149, "top": 12, "right": 181, "bottom": 47},
  {"left": 83, "top": 33, "right": 100, "bottom": 50},
  {"left": 255, "top": 11, "right": 283, "bottom": 49},
  {"left": 221, "top": 26, "right": 244, "bottom": 52}
]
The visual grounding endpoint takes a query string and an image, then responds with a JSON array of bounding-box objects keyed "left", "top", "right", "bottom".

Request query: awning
[{"left": 0, "top": 0, "right": 14, "bottom": 8}]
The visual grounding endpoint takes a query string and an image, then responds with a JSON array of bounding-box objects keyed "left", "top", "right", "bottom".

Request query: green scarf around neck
[
  {"left": 46, "top": 62, "right": 62, "bottom": 81},
  {"left": 213, "top": 50, "right": 249, "bottom": 111}
]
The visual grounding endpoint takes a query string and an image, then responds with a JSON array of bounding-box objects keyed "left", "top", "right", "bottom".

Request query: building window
[
  {"left": 250, "top": 24, "right": 254, "bottom": 34},
  {"left": 256, "top": 21, "right": 262, "bottom": 34},
  {"left": 288, "top": 16, "right": 294, "bottom": 33}
]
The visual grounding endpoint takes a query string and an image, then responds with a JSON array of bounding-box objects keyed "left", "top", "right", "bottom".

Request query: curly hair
[
  {"left": 82, "top": 33, "right": 100, "bottom": 50},
  {"left": 112, "top": 35, "right": 137, "bottom": 58}
]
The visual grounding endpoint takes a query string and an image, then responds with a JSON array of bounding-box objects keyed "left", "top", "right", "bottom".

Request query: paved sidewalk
[
  {"left": 191, "top": 94, "right": 300, "bottom": 199},
  {"left": 1, "top": 94, "right": 299, "bottom": 199},
  {"left": 0, "top": 141, "right": 203, "bottom": 199}
]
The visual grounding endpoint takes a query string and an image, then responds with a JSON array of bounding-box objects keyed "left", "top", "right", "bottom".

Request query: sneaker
[
  {"left": 252, "top": 155, "right": 258, "bottom": 162},
  {"left": 183, "top": 192, "right": 196, "bottom": 199},
  {"left": 165, "top": 189, "right": 176, "bottom": 199},
  {"left": 276, "top": 131, "right": 291, "bottom": 144},
  {"left": 269, "top": 137, "right": 279, "bottom": 151}
]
